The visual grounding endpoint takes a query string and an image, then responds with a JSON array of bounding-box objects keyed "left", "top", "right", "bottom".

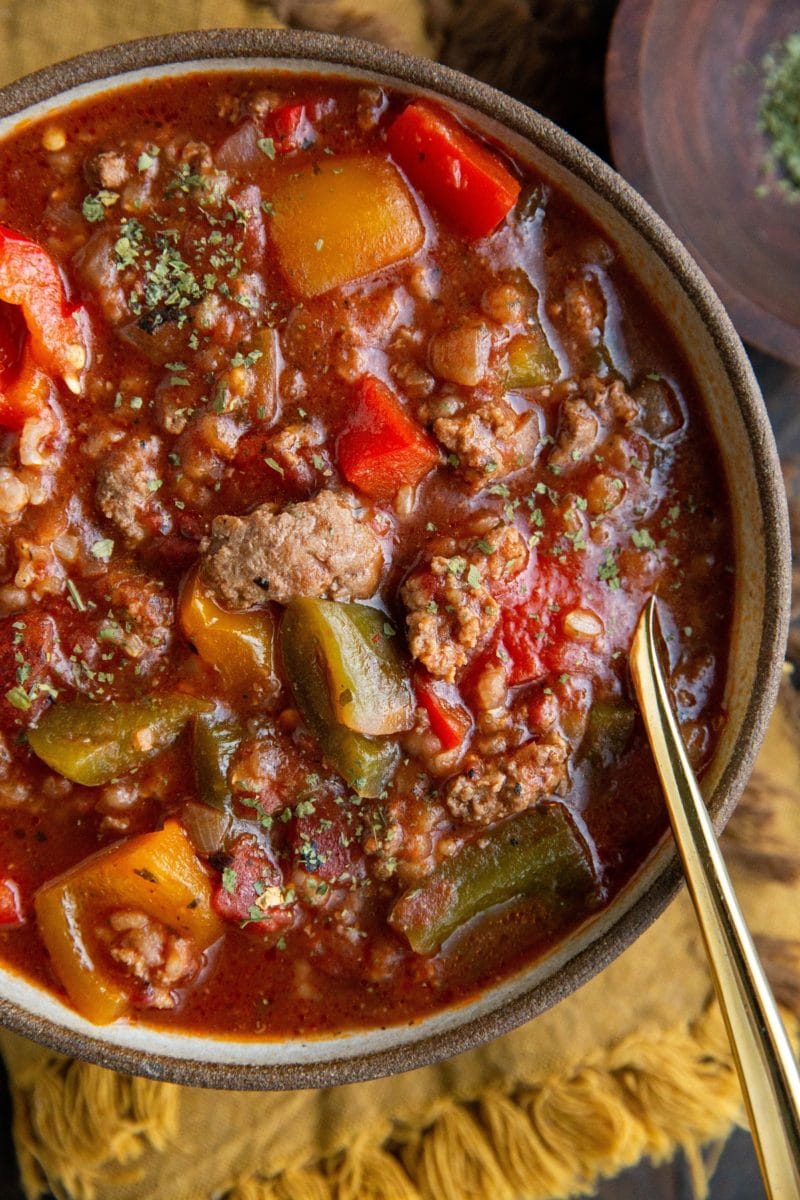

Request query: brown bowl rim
[{"left": 0, "top": 27, "right": 790, "bottom": 1091}]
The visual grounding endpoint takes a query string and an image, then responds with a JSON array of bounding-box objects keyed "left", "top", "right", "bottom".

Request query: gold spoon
[{"left": 630, "top": 596, "right": 800, "bottom": 1200}]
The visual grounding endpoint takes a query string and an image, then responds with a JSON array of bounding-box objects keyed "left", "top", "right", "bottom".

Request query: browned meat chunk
[
  {"left": 263, "top": 422, "right": 325, "bottom": 488},
  {"left": 100, "top": 909, "right": 201, "bottom": 1010},
  {"left": 88, "top": 150, "right": 130, "bottom": 190},
  {"left": 432, "top": 399, "right": 539, "bottom": 489},
  {"left": 104, "top": 570, "right": 173, "bottom": 661},
  {"left": 402, "top": 526, "right": 527, "bottom": 682},
  {"left": 563, "top": 276, "right": 606, "bottom": 340},
  {"left": 550, "top": 396, "right": 598, "bottom": 467},
  {"left": 96, "top": 436, "right": 165, "bottom": 544},
  {"left": 200, "top": 489, "right": 384, "bottom": 610},
  {"left": 179, "top": 140, "right": 213, "bottom": 171},
  {"left": 634, "top": 375, "right": 685, "bottom": 440},
  {"left": 445, "top": 733, "right": 569, "bottom": 825},
  {"left": 549, "top": 376, "right": 638, "bottom": 471},
  {"left": 217, "top": 90, "right": 280, "bottom": 124}
]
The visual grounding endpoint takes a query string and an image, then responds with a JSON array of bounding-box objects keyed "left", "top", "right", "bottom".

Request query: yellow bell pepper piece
[
  {"left": 505, "top": 330, "right": 560, "bottom": 388},
  {"left": 270, "top": 155, "right": 424, "bottom": 297},
  {"left": 34, "top": 821, "right": 222, "bottom": 1024},
  {"left": 179, "top": 567, "right": 278, "bottom": 701}
]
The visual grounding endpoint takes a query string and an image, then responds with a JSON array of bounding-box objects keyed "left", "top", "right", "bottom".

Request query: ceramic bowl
[{"left": 0, "top": 29, "right": 790, "bottom": 1090}]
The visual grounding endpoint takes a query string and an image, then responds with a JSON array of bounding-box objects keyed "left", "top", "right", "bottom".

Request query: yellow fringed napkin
[{"left": 0, "top": 4, "right": 799, "bottom": 1200}]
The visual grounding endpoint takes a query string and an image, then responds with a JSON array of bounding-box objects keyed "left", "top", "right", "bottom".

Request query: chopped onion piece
[{"left": 181, "top": 802, "right": 231, "bottom": 855}]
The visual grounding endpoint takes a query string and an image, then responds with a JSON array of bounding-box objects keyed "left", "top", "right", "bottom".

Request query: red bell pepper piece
[
  {"left": 0, "top": 301, "right": 26, "bottom": 388},
  {"left": 0, "top": 344, "right": 53, "bottom": 430},
  {"left": 337, "top": 374, "right": 440, "bottom": 503},
  {"left": 415, "top": 674, "right": 472, "bottom": 751},
  {"left": 0, "top": 878, "right": 23, "bottom": 926},
  {"left": 0, "top": 224, "right": 88, "bottom": 397},
  {"left": 386, "top": 101, "right": 521, "bottom": 239},
  {"left": 264, "top": 102, "right": 312, "bottom": 154}
]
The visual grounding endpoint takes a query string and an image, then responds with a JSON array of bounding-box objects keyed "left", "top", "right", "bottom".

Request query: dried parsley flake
[{"left": 758, "top": 32, "right": 800, "bottom": 202}]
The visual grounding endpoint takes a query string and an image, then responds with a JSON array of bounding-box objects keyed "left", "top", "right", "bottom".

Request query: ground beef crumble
[
  {"left": 445, "top": 732, "right": 569, "bottom": 825},
  {"left": 548, "top": 375, "right": 638, "bottom": 471},
  {"left": 98, "top": 909, "right": 201, "bottom": 1009},
  {"left": 95, "top": 435, "right": 167, "bottom": 544},
  {"left": 402, "top": 525, "right": 527, "bottom": 682}
]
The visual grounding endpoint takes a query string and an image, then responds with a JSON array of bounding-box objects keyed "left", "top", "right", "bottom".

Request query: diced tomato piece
[
  {"left": 0, "top": 225, "right": 88, "bottom": 392},
  {"left": 264, "top": 102, "right": 312, "bottom": 154},
  {"left": 386, "top": 101, "right": 521, "bottom": 240},
  {"left": 212, "top": 834, "right": 293, "bottom": 936},
  {"left": 290, "top": 794, "right": 363, "bottom": 886},
  {"left": 337, "top": 374, "right": 440, "bottom": 503},
  {"left": 0, "top": 301, "right": 26, "bottom": 389},
  {"left": 415, "top": 674, "right": 472, "bottom": 751},
  {"left": 0, "top": 878, "right": 23, "bottom": 926},
  {"left": 497, "top": 558, "right": 579, "bottom": 685},
  {"left": 0, "top": 610, "right": 59, "bottom": 728},
  {"left": 232, "top": 430, "right": 310, "bottom": 505}
]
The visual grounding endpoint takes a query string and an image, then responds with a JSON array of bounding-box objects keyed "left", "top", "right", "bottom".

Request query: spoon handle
[{"left": 630, "top": 597, "right": 800, "bottom": 1200}]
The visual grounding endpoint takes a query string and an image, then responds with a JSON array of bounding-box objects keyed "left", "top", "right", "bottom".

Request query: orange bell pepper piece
[
  {"left": 269, "top": 155, "right": 424, "bottom": 297},
  {"left": 179, "top": 566, "right": 278, "bottom": 701},
  {"left": 35, "top": 821, "right": 222, "bottom": 1024}
]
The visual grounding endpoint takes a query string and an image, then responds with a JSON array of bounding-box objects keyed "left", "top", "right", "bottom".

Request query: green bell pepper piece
[
  {"left": 193, "top": 713, "right": 243, "bottom": 809},
  {"left": 506, "top": 330, "right": 560, "bottom": 389},
  {"left": 580, "top": 700, "right": 636, "bottom": 768},
  {"left": 288, "top": 598, "right": 413, "bottom": 736},
  {"left": 281, "top": 600, "right": 401, "bottom": 797},
  {"left": 28, "top": 695, "right": 211, "bottom": 786},
  {"left": 390, "top": 804, "right": 597, "bottom": 954}
]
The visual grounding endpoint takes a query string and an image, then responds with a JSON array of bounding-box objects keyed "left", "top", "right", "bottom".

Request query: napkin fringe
[
  {"left": 226, "top": 1000, "right": 791, "bottom": 1200},
  {"left": 6, "top": 997, "right": 799, "bottom": 1200},
  {"left": 9, "top": 1057, "right": 178, "bottom": 1200},
  {"left": 223, "top": 1003, "right": 751, "bottom": 1200},
  {"left": 210, "top": 1000, "right": 799, "bottom": 1200}
]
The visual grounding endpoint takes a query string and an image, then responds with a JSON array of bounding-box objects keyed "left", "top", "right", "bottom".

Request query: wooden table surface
[{"left": 0, "top": 2, "right": 795, "bottom": 1196}]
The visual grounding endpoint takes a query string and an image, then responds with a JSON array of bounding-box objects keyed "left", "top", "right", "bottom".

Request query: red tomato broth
[{"left": 0, "top": 71, "right": 733, "bottom": 1036}]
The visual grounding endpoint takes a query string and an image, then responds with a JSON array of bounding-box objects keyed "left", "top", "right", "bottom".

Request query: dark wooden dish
[{"left": 606, "top": 0, "right": 800, "bottom": 367}]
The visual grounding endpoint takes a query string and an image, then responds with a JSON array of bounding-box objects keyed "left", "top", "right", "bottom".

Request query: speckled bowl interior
[{"left": 0, "top": 29, "right": 790, "bottom": 1090}]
